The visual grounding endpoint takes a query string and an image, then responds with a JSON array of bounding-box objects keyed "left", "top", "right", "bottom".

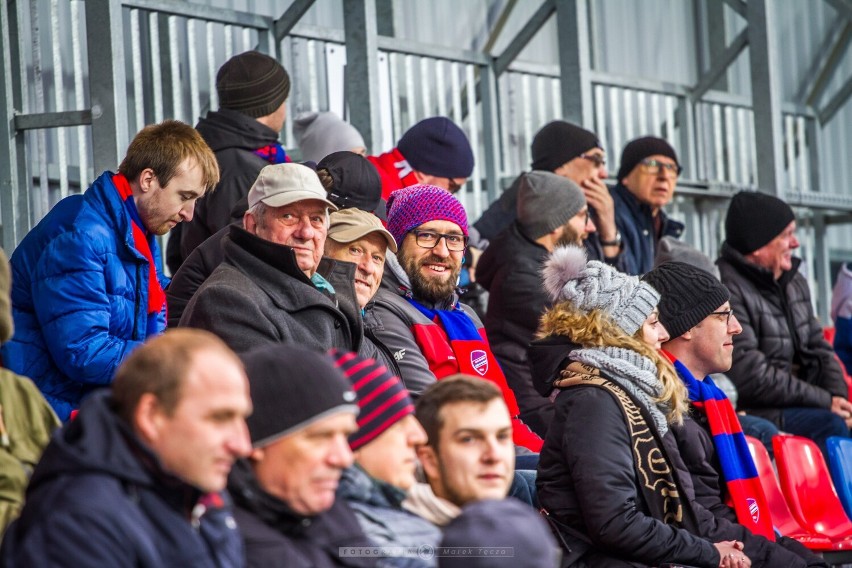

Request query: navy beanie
[
  {"left": 725, "top": 191, "right": 795, "bottom": 254},
  {"left": 396, "top": 117, "right": 474, "bottom": 179},
  {"left": 531, "top": 120, "right": 601, "bottom": 172},
  {"left": 617, "top": 136, "right": 680, "bottom": 181}
]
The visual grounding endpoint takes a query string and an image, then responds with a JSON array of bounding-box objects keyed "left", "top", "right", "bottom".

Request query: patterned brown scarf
[{"left": 555, "top": 362, "right": 698, "bottom": 532}]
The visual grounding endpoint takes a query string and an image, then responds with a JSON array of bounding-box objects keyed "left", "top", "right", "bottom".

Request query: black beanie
[
  {"left": 530, "top": 120, "right": 601, "bottom": 172},
  {"left": 396, "top": 117, "right": 474, "bottom": 179},
  {"left": 318, "top": 151, "right": 382, "bottom": 211},
  {"left": 643, "top": 261, "right": 730, "bottom": 339},
  {"left": 725, "top": 191, "right": 795, "bottom": 255},
  {"left": 617, "top": 136, "right": 680, "bottom": 181},
  {"left": 217, "top": 51, "right": 290, "bottom": 118},
  {"left": 240, "top": 344, "right": 358, "bottom": 447}
]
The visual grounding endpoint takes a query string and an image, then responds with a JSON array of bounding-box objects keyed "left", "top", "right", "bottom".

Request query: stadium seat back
[{"left": 827, "top": 436, "right": 852, "bottom": 520}]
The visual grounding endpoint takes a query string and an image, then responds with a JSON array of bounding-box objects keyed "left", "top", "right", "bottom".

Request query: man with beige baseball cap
[{"left": 180, "top": 163, "right": 358, "bottom": 354}]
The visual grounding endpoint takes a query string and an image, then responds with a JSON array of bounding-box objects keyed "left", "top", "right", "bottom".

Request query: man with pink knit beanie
[{"left": 366, "top": 184, "right": 542, "bottom": 452}]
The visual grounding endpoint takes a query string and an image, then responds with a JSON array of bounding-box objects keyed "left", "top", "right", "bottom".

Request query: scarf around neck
[
  {"left": 665, "top": 352, "right": 775, "bottom": 540},
  {"left": 252, "top": 141, "right": 291, "bottom": 165},
  {"left": 113, "top": 173, "right": 165, "bottom": 336},
  {"left": 570, "top": 346, "right": 670, "bottom": 435},
  {"left": 406, "top": 297, "right": 543, "bottom": 452}
]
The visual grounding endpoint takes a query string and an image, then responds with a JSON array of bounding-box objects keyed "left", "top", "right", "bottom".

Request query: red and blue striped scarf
[
  {"left": 253, "top": 142, "right": 291, "bottom": 165},
  {"left": 113, "top": 173, "right": 166, "bottom": 336},
  {"left": 664, "top": 351, "right": 775, "bottom": 540},
  {"left": 407, "top": 298, "right": 542, "bottom": 452}
]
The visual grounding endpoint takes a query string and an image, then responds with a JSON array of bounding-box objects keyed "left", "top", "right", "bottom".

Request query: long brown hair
[{"left": 538, "top": 302, "right": 688, "bottom": 424}]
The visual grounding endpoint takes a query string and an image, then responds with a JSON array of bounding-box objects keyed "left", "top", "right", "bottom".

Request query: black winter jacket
[
  {"left": 477, "top": 222, "right": 554, "bottom": 437},
  {"left": 0, "top": 391, "right": 242, "bottom": 568},
  {"left": 228, "top": 460, "right": 376, "bottom": 568},
  {"left": 718, "top": 243, "right": 848, "bottom": 425},
  {"left": 179, "top": 226, "right": 354, "bottom": 353},
  {"left": 537, "top": 383, "right": 720, "bottom": 568},
  {"left": 178, "top": 109, "right": 280, "bottom": 264}
]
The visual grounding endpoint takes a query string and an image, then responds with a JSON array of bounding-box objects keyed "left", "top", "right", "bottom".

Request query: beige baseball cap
[
  {"left": 247, "top": 163, "right": 338, "bottom": 210},
  {"left": 327, "top": 208, "right": 397, "bottom": 253}
]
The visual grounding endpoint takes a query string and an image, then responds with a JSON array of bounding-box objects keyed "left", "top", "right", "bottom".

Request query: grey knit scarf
[{"left": 570, "top": 346, "right": 671, "bottom": 435}]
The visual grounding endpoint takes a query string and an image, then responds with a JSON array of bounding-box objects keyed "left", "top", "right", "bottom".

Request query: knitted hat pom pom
[{"left": 542, "top": 246, "right": 588, "bottom": 302}]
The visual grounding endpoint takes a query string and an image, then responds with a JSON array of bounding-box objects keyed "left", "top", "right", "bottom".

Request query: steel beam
[
  {"left": 480, "top": 64, "right": 500, "bottom": 203},
  {"left": 15, "top": 110, "right": 93, "bottom": 130},
  {"left": 123, "top": 0, "right": 270, "bottom": 29},
  {"left": 0, "top": 0, "right": 30, "bottom": 250},
  {"left": 689, "top": 29, "right": 748, "bottom": 102},
  {"left": 274, "top": 0, "right": 316, "bottom": 44},
  {"left": 721, "top": 0, "right": 747, "bottom": 18},
  {"left": 86, "top": 0, "right": 129, "bottom": 174},
  {"left": 555, "top": 0, "right": 593, "bottom": 127},
  {"left": 793, "top": 21, "right": 849, "bottom": 105},
  {"left": 343, "top": 0, "right": 381, "bottom": 152},
  {"left": 747, "top": 0, "right": 785, "bottom": 194},
  {"left": 818, "top": 75, "right": 852, "bottom": 124},
  {"left": 493, "top": 0, "right": 555, "bottom": 77},
  {"left": 824, "top": 0, "right": 852, "bottom": 22},
  {"left": 376, "top": 0, "right": 395, "bottom": 37}
]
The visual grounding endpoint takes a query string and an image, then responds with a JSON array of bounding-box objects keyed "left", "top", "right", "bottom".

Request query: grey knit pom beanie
[{"left": 542, "top": 246, "right": 660, "bottom": 336}]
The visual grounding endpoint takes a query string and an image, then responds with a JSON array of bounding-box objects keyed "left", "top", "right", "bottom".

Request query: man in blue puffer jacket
[{"left": 2, "top": 120, "right": 219, "bottom": 421}]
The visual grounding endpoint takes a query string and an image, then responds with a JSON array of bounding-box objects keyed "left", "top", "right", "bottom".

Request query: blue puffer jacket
[
  {"left": 611, "top": 182, "right": 684, "bottom": 275},
  {"left": 2, "top": 172, "right": 167, "bottom": 421}
]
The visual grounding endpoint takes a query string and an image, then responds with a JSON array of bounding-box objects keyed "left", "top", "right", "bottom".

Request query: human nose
[
  {"left": 327, "top": 434, "right": 354, "bottom": 469},
  {"left": 228, "top": 420, "right": 253, "bottom": 459},
  {"left": 586, "top": 217, "right": 597, "bottom": 233},
  {"left": 729, "top": 313, "right": 743, "bottom": 335},
  {"left": 292, "top": 216, "right": 317, "bottom": 240},
  {"left": 408, "top": 419, "right": 428, "bottom": 446},
  {"left": 431, "top": 236, "right": 451, "bottom": 258},
  {"left": 790, "top": 234, "right": 800, "bottom": 249},
  {"left": 597, "top": 164, "right": 607, "bottom": 179},
  {"left": 359, "top": 256, "right": 377, "bottom": 277},
  {"left": 181, "top": 202, "right": 195, "bottom": 222}
]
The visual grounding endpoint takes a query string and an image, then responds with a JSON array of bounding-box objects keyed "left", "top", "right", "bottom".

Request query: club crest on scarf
[
  {"left": 748, "top": 497, "right": 759, "bottom": 523},
  {"left": 471, "top": 350, "right": 488, "bottom": 376}
]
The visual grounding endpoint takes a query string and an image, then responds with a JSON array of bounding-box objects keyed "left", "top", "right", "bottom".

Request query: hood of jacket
[
  {"left": 27, "top": 390, "right": 202, "bottom": 513},
  {"left": 337, "top": 465, "right": 407, "bottom": 510},
  {"left": 196, "top": 109, "right": 280, "bottom": 153}
]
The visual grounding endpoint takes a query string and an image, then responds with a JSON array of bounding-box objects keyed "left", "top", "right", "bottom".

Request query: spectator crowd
[{"left": 1, "top": 51, "right": 849, "bottom": 568}]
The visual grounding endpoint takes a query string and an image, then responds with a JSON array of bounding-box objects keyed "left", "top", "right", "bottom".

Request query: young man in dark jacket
[
  {"left": 477, "top": 171, "right": 594, "bottom": 436},
  {"left": 645, "top": 261, "right": 828, "bottom": 567},
  {"left": 718, "top": 191, "right": 851, "bottom": 451},
  {"left": 229, "top": 344, "right": 376, "bottom": 568},
  {"left": 1, "top": 329, "right": 252, "bottom": 567},
  {"left": 172, "top": 50, "right": 291, "bottom": 271}
]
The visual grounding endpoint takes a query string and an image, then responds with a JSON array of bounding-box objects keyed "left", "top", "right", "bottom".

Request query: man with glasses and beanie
[
  {"left": 473, "top": 120, "right": 623, "bottom": 267},
  {"left": 644, "top": 261, "right": 828, "bottom": 568},
  {"left": 718, "top": 190, "right": 851, "bottom": 453},
  {"left": 477, "top": 172, "right": 594, "bottom": 436},
  {"left": 613, "top": 135, "right": 685, "bottom": 275},
  {"left": 368, "top": 184, "right": 542, "bottom": 452}
]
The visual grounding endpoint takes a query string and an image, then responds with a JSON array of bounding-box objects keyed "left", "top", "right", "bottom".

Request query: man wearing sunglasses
[
  {"left": 369, "top": 184, "right": 542, "bottom": 452},
  {"left": 613, "top": 136, "right": 685, "bottom": 275}
]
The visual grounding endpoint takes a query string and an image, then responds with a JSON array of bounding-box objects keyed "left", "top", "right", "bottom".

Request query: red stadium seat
[{"left": 773, "top": 434, "right": 852, "bottom": 542}]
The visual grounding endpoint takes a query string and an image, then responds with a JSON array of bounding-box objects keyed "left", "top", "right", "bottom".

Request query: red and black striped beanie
[{"left": 330, "top": 349, "right": 415, "bottom": 451}]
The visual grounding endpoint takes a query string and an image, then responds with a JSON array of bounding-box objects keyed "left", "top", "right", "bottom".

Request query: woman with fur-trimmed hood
[{"left": 533, "top": 246, "right": 749, "bottom": 568}]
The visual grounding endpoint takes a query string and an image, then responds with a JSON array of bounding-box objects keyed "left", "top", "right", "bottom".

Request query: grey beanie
[
  {"left": 517, "top": 171, "right": 586, "bottom": 239},
  {"left": 293, "top": 111, "right": 366, "bottom": 163},
  {"left": 655, "top": 236, "right": 719, "bottom": 278},
  {"left": 542, "top": 246, "right": 660, "bottom": 336}
]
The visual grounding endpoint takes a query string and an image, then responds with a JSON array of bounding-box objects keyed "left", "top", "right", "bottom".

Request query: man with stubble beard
[
  {"left": 368, "top": 184, "right": 542, "bottom": 452},
  {"left": 477, "top": 172, "right": 594, "bottom": 437}
]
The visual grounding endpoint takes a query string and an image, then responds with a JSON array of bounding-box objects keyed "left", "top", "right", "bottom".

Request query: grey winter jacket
[
  {"left": 717, "top": 242, "right": 848, "bottom": 425},
  {"left": 337, "top": 465, "right": 441, "bottom": 568}
]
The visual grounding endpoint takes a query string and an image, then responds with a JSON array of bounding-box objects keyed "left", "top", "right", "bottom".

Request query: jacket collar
[
  {"left": 720, "top": 241, "right": 801, "bottom": 289},
  {"left": 612, "top": 182, "right": 684, "bottom": 235},
  {"left": 228, "top": 224, "right": 315, "bottom": 285},
  {"left": 228, "top": 459, "right": 314, "bottom": 534}
]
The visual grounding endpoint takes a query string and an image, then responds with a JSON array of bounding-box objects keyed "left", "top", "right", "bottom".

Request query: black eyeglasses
[
  {"left": 709, "top": 309, "right": 734, "bottom": 325},
  {"left": 446, "top": 178, "right": 464, "bottom": 193},
  {"left": 639, "top": 158, "right": 681, "bottom": 177},
  {"left": 412, "top": 230, "right": 469, "bottom": 252},
  {"left": 579, "top": 153, "right": 606, "bottom": 168}
]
